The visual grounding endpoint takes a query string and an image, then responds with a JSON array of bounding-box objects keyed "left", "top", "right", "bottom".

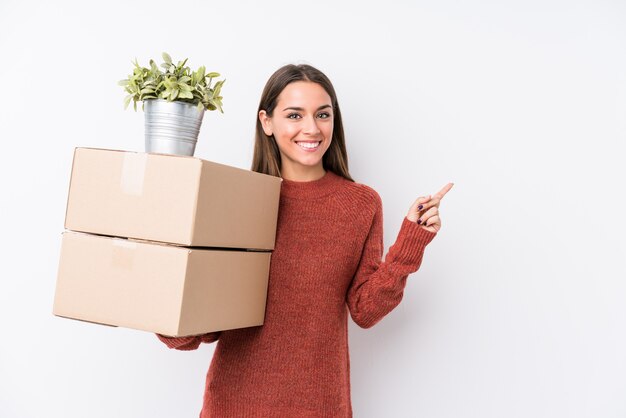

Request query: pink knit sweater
[{"left": 157, "top": 169, "right": 437, "bottom": 417}]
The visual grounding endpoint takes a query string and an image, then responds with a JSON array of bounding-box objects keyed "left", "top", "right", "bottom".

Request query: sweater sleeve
[
  {"left": 346, "top": 194, "right": 437, "bottom": 329},
  {"left": 155, "top": 332, "right": 221, "bottom": 351}
]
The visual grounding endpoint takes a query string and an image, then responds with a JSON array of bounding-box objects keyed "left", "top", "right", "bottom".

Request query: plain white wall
[{"left": 1, "top": 0, "right": 625, "bottom": 417}]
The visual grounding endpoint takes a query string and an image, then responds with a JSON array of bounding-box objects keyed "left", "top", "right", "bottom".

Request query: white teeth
[{"left": 297, "top": 142, "right": 320, "bottom": 149}]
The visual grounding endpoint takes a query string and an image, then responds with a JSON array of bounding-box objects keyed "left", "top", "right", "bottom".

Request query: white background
[{"left": 1, "top": 0, "right": 625, "bottom": 417}]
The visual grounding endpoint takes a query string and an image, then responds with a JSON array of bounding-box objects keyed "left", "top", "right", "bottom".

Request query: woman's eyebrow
[{"left": 282, "top": 104, "right": 332, "bottom": 111}]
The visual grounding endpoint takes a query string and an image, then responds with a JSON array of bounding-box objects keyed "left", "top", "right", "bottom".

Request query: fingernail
[
  {"left": 417, "top": 219, "right": 422, "bottom": 224},
  {"left": 417, "top": 205, "right": 423, "bottom": 210}
]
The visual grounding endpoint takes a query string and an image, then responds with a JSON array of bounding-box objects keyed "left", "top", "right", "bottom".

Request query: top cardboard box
[{"left": 64, "top": 147, "right": 282, "bottom": 249}]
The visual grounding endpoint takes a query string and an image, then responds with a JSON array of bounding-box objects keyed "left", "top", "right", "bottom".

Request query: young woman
[{"left": 157, "top": 64, "right": 453, "bottom": 417}]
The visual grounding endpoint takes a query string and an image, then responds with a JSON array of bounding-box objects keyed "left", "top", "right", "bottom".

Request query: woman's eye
[{"left": 287, "top": 112, "right": 331, "bottom": 120}]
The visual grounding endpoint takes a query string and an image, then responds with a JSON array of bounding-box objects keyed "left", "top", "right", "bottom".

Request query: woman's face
[{"left": 259, "top": 81, "right": 333, "bottom": 179}]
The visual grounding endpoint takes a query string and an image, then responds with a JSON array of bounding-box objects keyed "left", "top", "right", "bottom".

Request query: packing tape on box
[
  {"left": 120, "top": 152, "right": 147, "bottom": 196},
  {"left": 111, "top": 238, "right": 137, "bottom": 270}
]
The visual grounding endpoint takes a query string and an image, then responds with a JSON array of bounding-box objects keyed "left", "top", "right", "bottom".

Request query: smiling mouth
[{"left": 295, "top": 141, "right": 321, "bottom": 150}]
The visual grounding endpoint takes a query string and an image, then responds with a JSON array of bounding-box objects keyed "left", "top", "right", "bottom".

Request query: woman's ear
[{"left": 259, "top": 110, "right": 273, "bottom": 136}]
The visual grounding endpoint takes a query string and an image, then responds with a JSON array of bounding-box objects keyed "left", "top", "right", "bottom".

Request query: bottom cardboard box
[{"left": 53, "top": 231, "right": 271, "bottom": 337}]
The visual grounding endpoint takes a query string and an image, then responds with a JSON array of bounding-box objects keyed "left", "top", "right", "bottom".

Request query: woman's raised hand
[{"left": 407, "top": 183, "right": 454, "bottom": 233}]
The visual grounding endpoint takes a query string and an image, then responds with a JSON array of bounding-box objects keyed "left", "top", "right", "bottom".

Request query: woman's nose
[{"left": 302, "top": 116, "right": 321, "bottom": 135}]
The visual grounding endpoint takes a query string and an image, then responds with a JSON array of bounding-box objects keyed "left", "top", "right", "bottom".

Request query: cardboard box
[
  {"left": 64, "top": 147, "right": 282, "bottom": 249},
  {"left": 53, "top": 231, "right": 271, "bottom": 337}
]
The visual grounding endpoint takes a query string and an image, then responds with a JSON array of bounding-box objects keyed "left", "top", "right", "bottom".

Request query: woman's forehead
[{"left": 277, "top": 81, "right": 332, "bottom": 107}]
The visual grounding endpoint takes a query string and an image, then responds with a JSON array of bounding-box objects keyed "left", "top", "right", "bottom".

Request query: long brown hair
[{"left": 250, "top": 64, "right": 354, "bottom": 182}]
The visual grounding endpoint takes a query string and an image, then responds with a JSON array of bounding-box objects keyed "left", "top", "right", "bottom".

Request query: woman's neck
[{"left": 280, "top": 164, "right": 326, "bottom": 182}]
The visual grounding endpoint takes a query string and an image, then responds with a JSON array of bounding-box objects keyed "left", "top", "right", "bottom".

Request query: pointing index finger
[{"left": 435, "top": 182, "right": 454, "bottom": 199}]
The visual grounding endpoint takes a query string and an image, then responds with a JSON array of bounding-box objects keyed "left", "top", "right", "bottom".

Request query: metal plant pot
[{"left": 144, "top": 99, "right": 205, "bottom": 156}]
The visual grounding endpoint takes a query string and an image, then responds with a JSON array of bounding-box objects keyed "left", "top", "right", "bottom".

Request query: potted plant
[{"left": 118, "top": 52, "right": 225, "bottom": 156}]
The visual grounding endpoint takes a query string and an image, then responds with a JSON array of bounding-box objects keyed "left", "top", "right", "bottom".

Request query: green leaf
[
  {"left": 206, "top": 72, "right": 220, "bottom": 78},
  {"left": 197, "top": 66, "right": 205, "bottom": 80},
  {"left": 140, "top": 87, "right": 155, "bottom": 94},
  {"left": 213, "top": 79, "right": 224, "bottom": 96},
  {"left": 179, "top": 90, "right": 194, "bottom": 99},
  {"left": 163, "top": 77, "right": 175, "bottom": 89},
  {"left": 192, "top": 90, "right": 203, "bottom": 101},
  {"left": 211, "top": 95, "right": 224, "bottom": 113},
  {"left": 123, "top": 95, "right": 132, "bottom": 110},
  {"left": 162, "top": 52, "right": 172, "bottom": 64}
]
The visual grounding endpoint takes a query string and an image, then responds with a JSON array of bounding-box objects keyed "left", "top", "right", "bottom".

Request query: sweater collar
[{"left": 280, "top": 169, "right": 342, "bottom": 199}]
